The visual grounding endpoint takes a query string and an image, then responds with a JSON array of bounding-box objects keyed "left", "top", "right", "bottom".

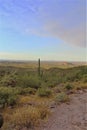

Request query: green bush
[
  {"left": 0, "top": 87, "right": 18, "bottom": 107},
  {"left": 0, "top": 66, "right": 87, "bottom": 90},
  {"left": 65, "top": 84, "right": 73, "bottom": 90},
  {"left": 55, "top": 92, "right": 69, "bottom": 104},
  {"left": 17, "top": 75, "right": 41, "bottom": 89},
  {"left": 0, "top": 74, "right": 16, "bottom": 87},
  {"left": 7, "top": 95, "right": 17, "bottom": 106},
  {"left": 37, "top": 88, "right": 51, "bottom": 97}
]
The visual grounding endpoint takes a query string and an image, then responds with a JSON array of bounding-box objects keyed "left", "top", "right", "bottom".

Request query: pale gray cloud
[
  {"left": 29, "top": 0, "right": 86, "bottom": 47},
  {"left": 26, "top": 18, "right": 86, "bottom": 48},
  {"left": 42, "top": 20, "right": 86, "bottom": 47}
]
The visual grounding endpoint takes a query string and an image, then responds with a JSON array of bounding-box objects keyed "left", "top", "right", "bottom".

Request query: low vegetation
[
  {"left": 55, "top": 92, "right": 69, "bottom": 104},
  {"left": 3, "top": 106, "right": 50, "bottom": 130},
  {"left": 37, "top": 87, "right": 52, "bottom": 97},
  {"left": 0, "top": 87, "right": 18, "bottom": 108},
  {"left": 0, "top": 64, "right": 87, "bottom": 130}
]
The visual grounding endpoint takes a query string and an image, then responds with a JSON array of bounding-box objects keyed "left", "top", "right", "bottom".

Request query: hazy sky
[{"left": 0, "top": 0, "right": 86, "bottom": 61}]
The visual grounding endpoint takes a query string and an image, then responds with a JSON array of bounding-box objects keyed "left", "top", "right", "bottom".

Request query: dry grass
[
  {"left": 0, "top": 64, "right": 86, "bottom": 130},
  {"left": 18, "top": 94, "right": 54, "bottom": 106},
  {"left": 2, "top": 105, "right": 50, "bottom": 130},
  {"left": 69, "top": 82, "right": 87, "bottom": 91}
]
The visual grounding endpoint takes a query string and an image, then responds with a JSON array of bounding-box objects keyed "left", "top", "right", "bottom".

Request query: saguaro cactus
[{"left": 38, "top": 58, "right": 41, "bottom": 76}]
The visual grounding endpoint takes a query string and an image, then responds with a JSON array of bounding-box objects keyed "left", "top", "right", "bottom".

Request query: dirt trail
[{"left": 41, "top": 90, "right": 87, "bottom": 130}]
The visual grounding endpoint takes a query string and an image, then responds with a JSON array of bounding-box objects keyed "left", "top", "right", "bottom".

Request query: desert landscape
[
  {"left": 0, "top": 0, "right": 86, "bottom": 130},
  {"left": 0, "top": 61, "right": 87, "bottom": 130}
]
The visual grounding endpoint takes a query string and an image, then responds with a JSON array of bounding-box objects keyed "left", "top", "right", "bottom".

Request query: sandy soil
[{"left": 41, "top": 90, "right": 87, "bottom": 130}]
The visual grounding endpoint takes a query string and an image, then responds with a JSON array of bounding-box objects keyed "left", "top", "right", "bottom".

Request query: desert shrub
[
  {"left": 7, "top": 95, "right": 17, "bottom": 106},
  {"left": 18, "top": 87, "right": 36, "bottom": 95},
  {"left": 0, "top": 87, "right": 18, "bottom": 107},
  {"left": 0, "top": 88, "right": 9, "bottom": 107},
  {"left": 82, "top": 74, "right": 87, "bottom": 83},
  {"left": 46, "top": 80, "right": 58, "bottom": 88},
  {"left": 0, "top": 66, "right": 87, "bottom": 90},
  {"left": 17, "top": 75, "right": 41, "bottom": 89},
  {"left": 55, "top": 92, "right": 69, "bottom": 104},
  {"left": 65, "top": 84, "right": 73, "bottom": 90},
  {"left": 37, "top": 88, "right": 51, "bottom": 97},
  {"left": 0, "top": 74, "right": 17, "bottom": 87}
]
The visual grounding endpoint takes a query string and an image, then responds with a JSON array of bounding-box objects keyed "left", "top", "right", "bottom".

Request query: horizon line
[{"left": 0, "top": 59, "right": 86, "bottom": 63}]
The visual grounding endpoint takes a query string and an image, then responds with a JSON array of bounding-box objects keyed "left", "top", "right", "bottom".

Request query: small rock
[{"left": 49, "top": 101, "right": 56, "bottom": 109}]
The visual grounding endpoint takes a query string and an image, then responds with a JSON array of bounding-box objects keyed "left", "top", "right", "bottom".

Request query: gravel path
[{"left": 41, "top": 90, "right": 87, "bottom": 130}]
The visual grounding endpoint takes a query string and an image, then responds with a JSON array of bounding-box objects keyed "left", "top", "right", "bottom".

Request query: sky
[{"left": 0, "top": 0, "right": 86, "bottom": 61}]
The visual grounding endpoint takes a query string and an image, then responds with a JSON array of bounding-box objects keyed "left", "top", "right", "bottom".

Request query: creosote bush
[
  {"left": 65, "top": 84, "right": 73, "bottom": 90},
  {"left": 37, "top": 87, "right": 51, "bottom": 97},
  {"left": 55, "top": 92, "right": 69, "bottom": 104},
  {"left": 17, "top": 75, "right": 41, "bottom": 89},
  {"left": 0, "top": 87, "right": 18, "bottom": 107},
  {"left": 7, "top": 95, "right": 17, "bottom": 106}
]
